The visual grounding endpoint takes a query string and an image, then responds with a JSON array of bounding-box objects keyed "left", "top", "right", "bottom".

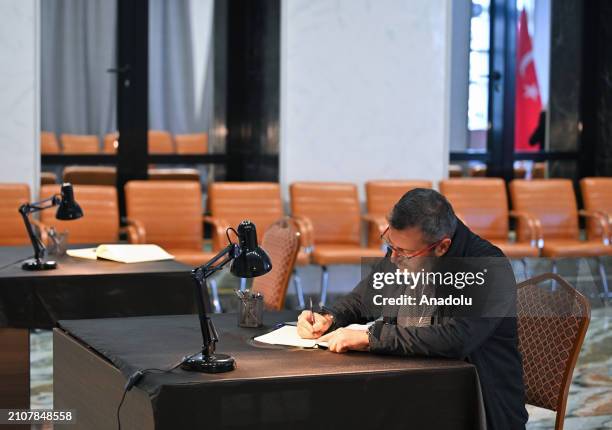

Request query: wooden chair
[
  {"left": 41, "top": 172, "right": 58, "bottom": 186},
  {"left": 517, "top": 273, "right": 590, "bottom": 430},
  {"left": 41, "top": 132, "right": 60, "bottom": 154},
  {"left": 39, "top": 185, "right": 119, "bottom": 244},
  {"left": 252, "top": 218, "right": 300, "bottom": 311},
  {"left": 580, "top": 177, "right": 612, "bottom": 243},
  {"left": 103, "top": 132, "right": 119, "bottom": 154},
  {"left": 124, "top": 180, "right": 215, "bottom": 267},
  {"left": 290, "top": 182, "right": 383, "bottom": 306},
  {"left": 175, "top": 133, "right": 208, "bottom": 154},
  {"left": 0, "top": 184, "right": 32, "bottom": 245},
  {"left": 60, "top": 134, "right": 100, "bottom": 154},
  {"left": 63, "top": 166, "right": 116, "bottom": 186},
  {"left": 364, "top": 180, "right": 432, "bottom": 249},
  {"left": 148, "top": 130, "right": 174, "bottom": 154},
  {"left": 440, "top": 178, "right": 540, "bottom": 259}
]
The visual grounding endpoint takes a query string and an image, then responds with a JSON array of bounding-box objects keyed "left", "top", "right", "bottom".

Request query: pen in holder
[
  {"left": 47, "top": 227, "right": 69, "bottom": 257},
  {"left": 235, "top": 289, "right": 264, "bottom": 328}
]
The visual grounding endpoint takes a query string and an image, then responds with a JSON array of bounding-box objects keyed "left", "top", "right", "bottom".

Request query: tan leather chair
[
  {"left": 0, "top": 184, "right": 32, "bottom": 245},
  {"left": 39, "top": 185, "right": 119, "bottom": 243},
  {"left": 580, "top": 177, "right": 612, "bottom": 243},
  {"left": 148, "top": 168, "right": 200, "bottom": 182},
  {"left": 124, "top": 180, "right": 215, "bottom": 267},
  {"left": 41, "top": 132, "right": 60, "bottom": 154},
  {"left": 103, "top": 132, "right": 119, "bottom": 154},
  {"left": 510, "top": 179, "right": 611, "bottom": 256},
  {"left": 252, "top": 218, "right": 300, "bottom": 311},
  {"left": 290, "top": 182, "right": 383, "bottom": 306},
  {"left": 440, "top": 178, "right": 540, "bottom": 259},
  {"left": 448, "top": 164, "right": 463, "bottom": 178},
  {"left": 63, "top": 166, "right": 117, "bottom": 186},
  {"left": 175, "top": 133, "right": 208, "bottom": 154},
  {"left": 148, "top": 130, "right": 174, "bottom": 154},
  {"left": 517, "top": 273, "right": 590, "bottom": 430},
  {"left": 41, "top": 172, "right": 57, "bottom": 186},
  {"left": 364, "top": 180, "right": 432, "bottom": 248},
  {"left": 60, "top": 134, "right": 100, "bottom": 154}
]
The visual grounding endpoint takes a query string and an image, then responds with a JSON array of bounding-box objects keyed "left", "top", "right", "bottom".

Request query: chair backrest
[
  {"left": 440, "top": 178, "right": 509, "bottom": 241},
  {"left": 125, "top": 180, "right": 203, "bottom": 250},
  {"left": 41, "top": 132, "right": 60, "bottom": 154},
  {"left": 208, "top": 182, "right": 284, "bottom": 251},
  {"left": 40, "top": 185, "right": 119, "bottom": 244},
  {"left": 448, "top": 164, "right": 463, "bottom": 178},
  {"left": 41, "top": 172, "right": 58, "bottom": 186},
  {"left": 252, "top": 218, "right": 300, "bottom": 311},
  {"left": 290, "top": 182, "right": 361, "bottom": 245},
  {"left": 175, "top": 133, "right": 208, "bottom": 154},
  {"left": 60, "top": 134, "right": 100, "bottom": 154},
  {"left": 148, "top": 168, "right": 200, "bottom": 182},
  {"left": 365, "top": 180, "right": 432, "bottom": 246},
  {"left": 516, "top": 273, "right": 590, "bottom": 430},
  {"left": 148, "top": 130, "right": 174, "bottom": 154},
  {"left": 509, "top": 179, "right": 579, "bottom": 242},
  {"left": 0, "top": 184, "right": 31, "bottom": 245},
  {"left": 103, "top": 132, "right": 119, "bottom": 154},
  {"left": 580, "top": 177, "right": 612, "bottom": 240},
  {"left": 63, "top": 166, "right": 117, "bottom": 186}
]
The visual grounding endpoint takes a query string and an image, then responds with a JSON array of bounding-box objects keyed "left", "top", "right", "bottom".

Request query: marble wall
[
  {"left": 0, "top": 0, "right": 40, "bottom": 197},
  {"left": 280, "top": 0, "right": 454, "bottom": 198}
]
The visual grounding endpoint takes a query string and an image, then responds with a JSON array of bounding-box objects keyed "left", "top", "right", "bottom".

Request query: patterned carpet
[{"left": 30, "top": 257, "right": 612, "bottom": 428}]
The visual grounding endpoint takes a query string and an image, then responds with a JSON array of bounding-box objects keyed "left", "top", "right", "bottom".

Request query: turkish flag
[{"left": 514, "top": 9, "right": 542, "bottom": 152}]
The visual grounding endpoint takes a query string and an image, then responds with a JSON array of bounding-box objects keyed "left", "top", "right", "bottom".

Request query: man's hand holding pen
[{"left": 297, "top": 310, "right": 333, "bottom": 339}]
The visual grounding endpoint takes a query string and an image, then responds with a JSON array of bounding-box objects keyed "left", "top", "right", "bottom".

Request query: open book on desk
[
  {"left": 254, "top": 323, "right": 372, "bottom": 349},
  {"left": 66, "top": 244, "right": 174, "bottom": 264}
]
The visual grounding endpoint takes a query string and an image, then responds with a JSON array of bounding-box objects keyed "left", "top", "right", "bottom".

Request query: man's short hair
[{"left": 389, "top": 188, "right": 457, "bottom": 243}]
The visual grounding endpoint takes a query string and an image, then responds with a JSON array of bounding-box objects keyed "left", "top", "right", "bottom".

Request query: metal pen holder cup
[
  {"left": 237, "top": 291, "right": 264, "bottom": 328},
  {"left": 47, "top": 228, "right": 69, "bottom": 257}
]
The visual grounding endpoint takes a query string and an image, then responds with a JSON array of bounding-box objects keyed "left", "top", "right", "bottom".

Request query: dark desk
[
  {"left": 0, "top": 246, "right": 198, "bottom": 412},
  {"left": 55, "top": 312, "right": 483, "bottom": 430}
]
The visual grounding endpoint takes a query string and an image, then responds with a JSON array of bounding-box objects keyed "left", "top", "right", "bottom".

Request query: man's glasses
[{"left": 380, "top": 227, "right": 447, "bottom": 260}]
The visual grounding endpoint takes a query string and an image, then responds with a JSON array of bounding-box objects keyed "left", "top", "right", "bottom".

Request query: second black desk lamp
[{"left": 181, "top": 220, "right": 272, "bottom": 373}]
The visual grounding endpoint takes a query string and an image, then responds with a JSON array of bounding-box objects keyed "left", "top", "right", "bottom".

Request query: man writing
[{"left": 297, "top": 188, "right": 528, "bottom": 430}]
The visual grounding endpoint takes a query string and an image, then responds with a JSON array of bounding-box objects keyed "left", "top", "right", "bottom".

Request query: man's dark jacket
[{"left": 325, "top": 219, "right": 528, "bottom": 430}]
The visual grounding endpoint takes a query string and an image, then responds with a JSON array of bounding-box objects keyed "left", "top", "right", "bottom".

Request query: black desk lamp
[
  {"left": 19, "top": 182, "right": 83, "bottom": 271},
  {"left": 181, "top": 220, "right": 272, "bottom": 373}
]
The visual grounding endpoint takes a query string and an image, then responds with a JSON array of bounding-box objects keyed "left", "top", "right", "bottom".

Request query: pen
[{"left": 309, "top": 297, "right": 315, "bottom": 326}]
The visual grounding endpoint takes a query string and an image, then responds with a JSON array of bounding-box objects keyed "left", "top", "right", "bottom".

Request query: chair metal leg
[
  {"left": 319, "top": 266, "right": 329, "bottom": 308},
  {"left": 551, "top": 259, "right": 557, "bottom": 291},
  {"left": 209, "top": 278, "right": 222, "bottom": 313},
  {"left": 240, "top": 277, "right": 247, "bottom": 291},
  {"left": 598, "top": 257, "right": 610, "bottom": 301},
  {"left": 292, "top": 269, "right": 305, "bottom": 309}
]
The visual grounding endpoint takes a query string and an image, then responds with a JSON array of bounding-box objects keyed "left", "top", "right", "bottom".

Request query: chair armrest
[
  {"left": 124, "top": 218, "right": 146, "bottom": 244},
  {"left": 509, "top": 210, "right": 544, "bottom": 249},
  {"left": 291, "top": 215, "right": 314, "bottom": 252},
  {"left": 579, "top": 210, "right": 611, "bottom": 244},
  {"left": 30, "top": 219, "right": 49, "bottom": 246},
  {"left": 202, "top": 215, "right": 230, "bottom": 251},
  {"left": 361, "top": 214, "right": 388, "bottom": 236}
]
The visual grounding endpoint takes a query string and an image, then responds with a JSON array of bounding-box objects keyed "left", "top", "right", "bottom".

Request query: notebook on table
[
  {"left": 67, "top": 244, "right": 174, "bottom": 264},
  {"left": 254, "top": 323, "right": 371, "bottom": 349}
]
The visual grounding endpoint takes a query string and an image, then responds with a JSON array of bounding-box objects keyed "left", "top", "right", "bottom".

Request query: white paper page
[
  {"left": 96, "top": 244, "right": 174, "bottom": 264},
  {"left": 66, "top": 248, "right": 98, "bottom": 260},
  {"left": 254, "top": 325, "right": 328, "bottom": 348}
]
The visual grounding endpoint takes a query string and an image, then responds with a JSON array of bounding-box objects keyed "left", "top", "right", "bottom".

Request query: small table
[
  {"left": 0, "top": 246, "right": 198, "bottom": 412},
  {"left": 54, "top": 311, "right": 484, "bottom": 430}
]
